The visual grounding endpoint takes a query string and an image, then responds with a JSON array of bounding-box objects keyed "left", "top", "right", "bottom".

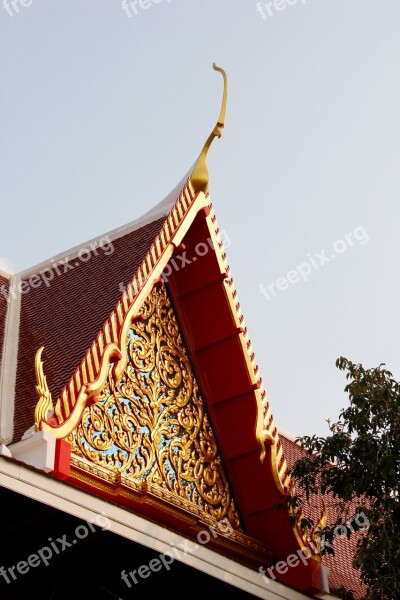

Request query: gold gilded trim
[
  {"left": 70, "top": 457, "right": 269, "bottom": 560},
  {"left": 289, "top": 490, "right": 327, "bottom": 561},
  {"left": 203, "top": 205, "right": 290, "bottom": 492},
  {"left": 41, "top": 387, "right": 88, "bottom": 439},
  {"left": 310, "top": 501, "right": 328, "bottom": 555}
]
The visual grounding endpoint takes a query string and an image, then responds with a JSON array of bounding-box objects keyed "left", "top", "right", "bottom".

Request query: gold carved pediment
[{"left": 70, "top": 284, "right": 242, "bottom": 529}]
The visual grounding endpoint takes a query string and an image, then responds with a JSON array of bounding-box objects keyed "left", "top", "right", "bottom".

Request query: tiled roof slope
[
  {"left": 13, "top": 217, "right": 165, "bottom": 443},
  {"left": 280, "top": 433, "right": 367, "bottom": 599},
  {"left": 0, "top": 273, "right": 10, "bottom": 370}
]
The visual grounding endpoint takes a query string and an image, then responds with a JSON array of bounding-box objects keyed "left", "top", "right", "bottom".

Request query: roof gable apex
[{"left": 33, "top": 180, "right": 207, "bottom": 439}]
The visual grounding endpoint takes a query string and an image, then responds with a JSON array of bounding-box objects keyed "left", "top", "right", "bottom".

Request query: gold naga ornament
[{"left": 34, "top": 346, "right": 54, "bottom": 431}]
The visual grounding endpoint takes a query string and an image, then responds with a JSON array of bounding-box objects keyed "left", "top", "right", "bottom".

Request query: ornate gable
[
  {"left": 5, "top": 65, "right": 329, "bottom": 596},
  {"left": 70, "top": 283, "right": 242, "bottom": 530}
]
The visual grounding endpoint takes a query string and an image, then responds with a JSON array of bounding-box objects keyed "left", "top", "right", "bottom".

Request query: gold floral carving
[{"left": 71, "top": 284, "right": 242, "bottom": 528}]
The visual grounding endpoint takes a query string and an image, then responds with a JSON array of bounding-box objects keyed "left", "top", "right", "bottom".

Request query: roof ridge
[
  {"left": 18, "top": 165, "right": 195, "bottom": 281},
  {"left": 0, "top": 267, "right": 13, "bottom": 278},
  {"left": 34, "top": 180, "right": 210, "bottom": 438},
  {"left": 277, "top": 425, "right": 302, "bottom": 444}
]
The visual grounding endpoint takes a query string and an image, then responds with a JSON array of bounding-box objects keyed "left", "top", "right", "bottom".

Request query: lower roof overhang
[{"left": 0, "top": 456, "right": 320, "bottom": 600}]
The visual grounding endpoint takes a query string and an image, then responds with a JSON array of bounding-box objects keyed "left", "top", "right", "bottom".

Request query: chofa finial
[
  {"left": 34, "top": 346, "right": 54, "bottom": 431},
  {"left": 190, "top": 64, "right": 228, "bottom": 193}
]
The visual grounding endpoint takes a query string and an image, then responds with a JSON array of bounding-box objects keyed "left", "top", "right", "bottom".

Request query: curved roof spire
[{"left": 190, "top": 63, "right": 228, "bottom": 193}]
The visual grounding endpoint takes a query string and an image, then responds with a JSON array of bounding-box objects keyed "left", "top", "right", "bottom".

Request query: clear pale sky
[{"left": 1, "top": 1, "right": 399, "bottom": 438}]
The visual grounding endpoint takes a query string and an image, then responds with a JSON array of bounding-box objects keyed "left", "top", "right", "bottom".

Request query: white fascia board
[
  {"left": 9, "top": 431, "right": 57, "bottom": 472},
  {"left": 0, "top": 267, "right": 13, "bottom": 278},
  {"left": 277, "top": 426, "right": 301, "bottom": 445},
  {"left": 0, "top": 457, "right": 314, "bottom": 600},
  {"left": 0, "top": 273, "right": 22, "bottom": 444}
]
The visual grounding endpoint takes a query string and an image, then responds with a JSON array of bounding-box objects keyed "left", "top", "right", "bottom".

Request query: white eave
[
  {"left": 0, "top": 267, "right": 13, "bottom": 278},
  {"left": 277, "top": 426, "right": 302, "bottom": 445},
  {"left": 0, "top": 272, "right": 22, "bottom": 444},
  {"left": 0, "top": 456, "right": 319, "bottom": 600}
]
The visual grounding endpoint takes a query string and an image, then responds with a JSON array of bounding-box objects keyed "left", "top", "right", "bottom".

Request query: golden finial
[
  {"left": 34, "top": 346, "right": 54, "bottom": 431},
  {"left": 190, "top": 63, "right": 228, "bottom": 193}
]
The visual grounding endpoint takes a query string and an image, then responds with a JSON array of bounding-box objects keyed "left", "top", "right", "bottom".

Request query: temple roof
[
  {"left": 0, "top": 176, "right": 363, "bottom": 598},
  {"left": 0, "top": 65, "right": 364, "bottom": 600},
  {"left": 0, "top": 272, "right": 10, "bottom": 370}
]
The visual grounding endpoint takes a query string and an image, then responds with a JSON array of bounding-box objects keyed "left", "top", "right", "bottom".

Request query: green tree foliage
[{"left": 289, "top": 357, "right": 400, "bottom": 600}]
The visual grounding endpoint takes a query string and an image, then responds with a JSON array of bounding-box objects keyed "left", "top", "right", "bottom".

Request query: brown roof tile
[
  {"left": 13, "top": 218, "right": 165, "bottom": 442},
  {"left": 0, "top": 274, "right": 10, "bottom": 369},
  {"left": 280, "top": 434, "right": 367, "bottom": 599}
]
